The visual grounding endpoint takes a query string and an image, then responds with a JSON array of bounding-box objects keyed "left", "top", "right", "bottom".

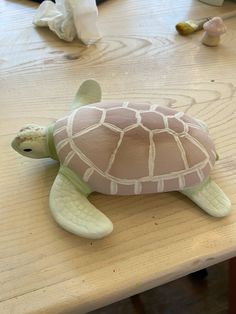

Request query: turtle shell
[{"left": 53, "top": 102, "right": 217, "bottom": 195}]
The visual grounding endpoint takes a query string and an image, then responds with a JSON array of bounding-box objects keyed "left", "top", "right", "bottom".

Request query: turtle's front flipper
[
  {"left": 180, "top": 178, "right": 231, "bottom": 217},
  {"left": 71, "top": 79, "right": 102, "bottom": 109},
  {"left": 49, "top": 170, "right": 113, "bottom": 239}
]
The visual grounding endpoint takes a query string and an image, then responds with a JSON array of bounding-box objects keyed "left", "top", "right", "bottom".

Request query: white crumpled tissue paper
[{"left": 33, "top": 0, "right": 101, "bottom": 45}]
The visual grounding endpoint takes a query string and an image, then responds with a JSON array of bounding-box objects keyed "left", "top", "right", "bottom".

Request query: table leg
[
  {"left": 229, "top": 257, "right": 236, "bottom": 314},
  {"left": 189, "top": 268, "right": 208, "bottom": 280},
  {"left": 130, "top": 294, "right": 146, "bottom": 314}
]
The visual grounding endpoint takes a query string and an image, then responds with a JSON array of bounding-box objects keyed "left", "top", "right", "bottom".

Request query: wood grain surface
[{"left": 0, "top": 0, "right": 236, "bottom": 313}]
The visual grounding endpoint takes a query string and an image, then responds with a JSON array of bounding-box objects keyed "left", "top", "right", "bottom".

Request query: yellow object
[{"left": 176, "top": 18, "right": 210, "bottom": 35}]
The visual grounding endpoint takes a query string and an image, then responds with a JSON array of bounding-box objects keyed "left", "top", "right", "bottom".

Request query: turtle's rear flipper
[
  {"left": 180, "top": 178, "right": 231, "bottom": 217},
  {"left": 49, "top": 169, "right": 113, "bottom": 239}
]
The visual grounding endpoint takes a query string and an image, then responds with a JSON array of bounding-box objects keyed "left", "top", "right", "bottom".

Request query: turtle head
[{"left": 11, "top": 124, "right": 50, "bottom": 159}]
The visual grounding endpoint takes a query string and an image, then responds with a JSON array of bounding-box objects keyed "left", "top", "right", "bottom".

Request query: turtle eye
[{"left": 23, "top": 148, "right": 32, "bottom": 152}]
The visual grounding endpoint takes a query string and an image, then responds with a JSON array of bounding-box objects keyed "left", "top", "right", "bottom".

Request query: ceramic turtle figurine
[{"left": 11, "top": 80, "right": 231, "bottom": 239}]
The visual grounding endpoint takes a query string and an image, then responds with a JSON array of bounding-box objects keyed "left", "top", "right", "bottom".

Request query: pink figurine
[{"left": 202, "top": 17, "right": 227, "bottom": 46}]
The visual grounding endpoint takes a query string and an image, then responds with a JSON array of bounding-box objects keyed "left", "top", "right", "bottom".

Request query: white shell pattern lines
[{"left": 53, "top": 102, "right": 216, "bottom": 195}]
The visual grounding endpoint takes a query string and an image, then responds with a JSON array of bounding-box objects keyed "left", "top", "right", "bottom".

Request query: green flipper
[
  {"left": 49, "top": 167, "right": 113, "bottom": 239},
  {"left": 195, "top": 118, "right": 208, "bottom": 131},
  {"left": 181, "top": 178, "right": 231, "bottom": 217},
  {"left": 71, "top": 79, "right": 102, "bottom": 109}
]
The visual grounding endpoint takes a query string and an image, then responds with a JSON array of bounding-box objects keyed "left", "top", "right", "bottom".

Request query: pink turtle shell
[{"left": 53, "top": 102, "right": 217, "bottom": 195}]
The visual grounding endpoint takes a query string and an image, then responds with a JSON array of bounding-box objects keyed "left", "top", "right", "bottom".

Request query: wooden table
[{"left": 1, "top": 0, "right": 236, "bottom": 313}]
